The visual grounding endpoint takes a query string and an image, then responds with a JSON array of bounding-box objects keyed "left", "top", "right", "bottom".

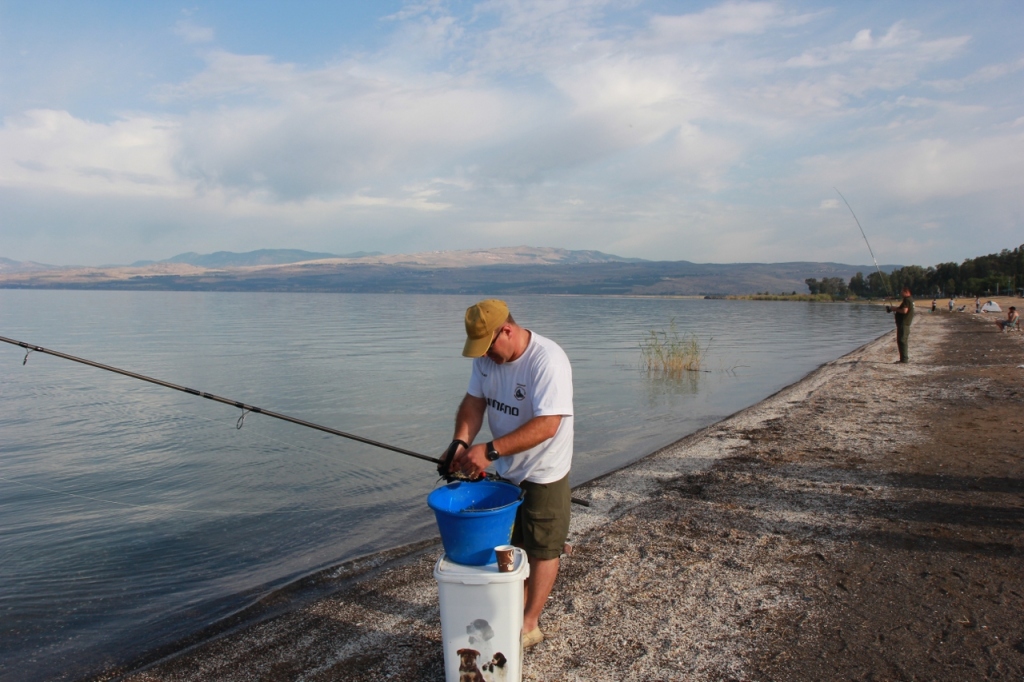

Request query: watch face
[{"left": 486, "top": 448, "right": 499, "bottom": 461}]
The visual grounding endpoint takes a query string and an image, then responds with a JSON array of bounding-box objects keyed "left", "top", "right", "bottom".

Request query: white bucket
[{"left": 434, "top": 547, "right": 530, "bottom": 682}]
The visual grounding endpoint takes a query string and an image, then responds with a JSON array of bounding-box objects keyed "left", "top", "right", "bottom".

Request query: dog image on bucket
[
  {"left": 466, "top": 618, "right": 494, "bottom": 644},
  {"left": 455, "top": 619, "right": 508, "bottom": 681},
  {"left": 455, "top": 647, "right": 508, "bottom": 682}
]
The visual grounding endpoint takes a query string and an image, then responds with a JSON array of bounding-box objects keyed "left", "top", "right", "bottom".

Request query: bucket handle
[{"left": 459, "top": 484, "right": 526, "bottom": 513}]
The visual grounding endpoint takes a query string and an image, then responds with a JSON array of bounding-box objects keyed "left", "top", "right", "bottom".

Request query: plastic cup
[{"left": 495, "top": 545, "right": 515, "bottom": 572}]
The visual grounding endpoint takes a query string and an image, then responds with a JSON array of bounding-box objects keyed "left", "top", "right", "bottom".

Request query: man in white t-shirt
[{"left": 449, "top": 299, "right": 574, "bottom": 650}]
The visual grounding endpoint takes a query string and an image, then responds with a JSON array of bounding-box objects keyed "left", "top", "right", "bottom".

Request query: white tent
[{"left": 981, "top": 300, "right": 1002, "bottom": 313}]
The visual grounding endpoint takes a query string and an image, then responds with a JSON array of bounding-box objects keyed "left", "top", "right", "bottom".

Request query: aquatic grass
[{"left": 639, "top": 321, "right": 708, "bottom": 376}]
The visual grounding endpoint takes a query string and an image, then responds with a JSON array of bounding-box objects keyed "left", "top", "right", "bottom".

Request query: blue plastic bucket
[{"left": 427, "top": 480, "right": 525, "bottom": 566}]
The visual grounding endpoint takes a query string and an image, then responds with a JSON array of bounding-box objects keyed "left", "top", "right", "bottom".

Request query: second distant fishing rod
[{"left": 834, "top": 187, "right": 896, "bottom": 302}]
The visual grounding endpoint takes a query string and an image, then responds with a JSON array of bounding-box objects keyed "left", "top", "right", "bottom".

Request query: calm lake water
[{"left": 0, "top": 291, "right": 892, "bottom": 681}]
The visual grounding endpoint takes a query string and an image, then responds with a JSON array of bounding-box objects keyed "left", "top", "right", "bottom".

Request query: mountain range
[
  {"left": 132, "top": 249, "right": 375, "bottom": 268},
  {"left": 0, "top": 247, "right": 895, "bottom": 296}
]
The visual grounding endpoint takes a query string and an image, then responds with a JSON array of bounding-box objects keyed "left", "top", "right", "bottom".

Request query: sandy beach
[{"left": 111, "top": 302, "right": 1024, "bottom": 681}]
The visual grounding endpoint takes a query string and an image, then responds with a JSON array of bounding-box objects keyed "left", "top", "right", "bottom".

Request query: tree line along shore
[{"left": 801, "top": 243, "right": 1024, "bottom": 301}]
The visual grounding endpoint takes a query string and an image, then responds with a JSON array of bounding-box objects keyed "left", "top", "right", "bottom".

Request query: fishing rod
[
  {"left": 834, "top": 187, "right": 896, "bottom": 302},
  {"left": 1, "top": 334, "right": 439, "bottom": 465},
  {"left": 1, "top": 335, "right": 591, "bottom": 506}
]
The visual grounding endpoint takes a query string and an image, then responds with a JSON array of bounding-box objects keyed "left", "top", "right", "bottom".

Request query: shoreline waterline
[
  {"left": 121, "top": 309, "right": 1024, "bottom": 680},
  {"left": 110, "top": 327, "right": 895, "bottom": 681},
  {"left": 0, "top": 291, "right": 897, "bottom": 682}
]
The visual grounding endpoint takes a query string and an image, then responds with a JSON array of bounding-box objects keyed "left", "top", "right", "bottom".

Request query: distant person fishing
[
  {"left": 834, "top": 189, "right": 912, "bottom": 361},
  {"left": 886, "top": 287, "right": 915, "bottom": 363}
]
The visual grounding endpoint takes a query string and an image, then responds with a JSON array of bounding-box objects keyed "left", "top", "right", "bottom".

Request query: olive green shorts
[{"left": 511, "top": 474, "right": 571, "bottom": 560}]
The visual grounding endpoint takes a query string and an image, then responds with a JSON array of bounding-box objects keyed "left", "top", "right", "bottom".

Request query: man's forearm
[
  {"left": 491, "top": 415, "right": 562, "bottom": 456},
  {"left": 454, "top": 394, "right": 485, "bottom": 444}
]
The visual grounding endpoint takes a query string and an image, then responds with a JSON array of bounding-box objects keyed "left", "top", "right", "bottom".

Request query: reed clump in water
[{"left": 640, "top": 322, "right": 707, "bottom": 376}]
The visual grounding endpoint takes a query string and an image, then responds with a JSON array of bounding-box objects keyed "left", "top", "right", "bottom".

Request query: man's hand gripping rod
[{"left": 437, "top": 438, "right": 590, "bottom": 507}]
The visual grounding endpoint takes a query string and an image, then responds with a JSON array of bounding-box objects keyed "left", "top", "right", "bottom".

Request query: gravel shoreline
[{"left": 115, "top": 306, "right": 1024, "bottom": 681}]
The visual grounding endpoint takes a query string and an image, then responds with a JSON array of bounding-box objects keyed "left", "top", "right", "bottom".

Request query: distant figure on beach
[
  {"left": 996, "top": 307, "right": 1019, "bottom": 332},
  {"left": 449, "top": 299, "right": 573, "bottom": 650},
  {"left": 975, "top": 297, "right": 981, "bottom": 314},
  {"left": 948, "top": 296, "right": 955, "bottom": 312},
  {"left": 886, "top": 287, "right": 915, "bottom": 363},
  {"left": 931, "top": 299, "right": 937, "bottom": 313}
]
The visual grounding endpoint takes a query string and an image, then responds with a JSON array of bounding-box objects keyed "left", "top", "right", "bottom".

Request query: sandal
[{"left": 522, "top": 627, "right": 544, "bottom": 649}]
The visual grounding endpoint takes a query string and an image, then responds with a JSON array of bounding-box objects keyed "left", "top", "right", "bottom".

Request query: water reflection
[{"left": 640, "top": 367, "right": 705, "bottom": 404}]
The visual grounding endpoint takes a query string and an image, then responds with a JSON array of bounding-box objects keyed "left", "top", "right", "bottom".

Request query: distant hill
[
  {"left": 0, "top": 247, "right": 898, "bottom": 296},
  {"left": 51, "top": 246, "right": 647, "bottom": 270},
  {"left": 317, "top": 246, "right": 648, "bottom": 267},
  {"left": 0, "top": 257, "right": 55, "bottom": 273},
  {"left": 151, "top": 249, "right": 383, "bottom": 268}
]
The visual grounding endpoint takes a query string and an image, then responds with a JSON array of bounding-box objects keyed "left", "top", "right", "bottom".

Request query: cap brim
[{"left": 462, "top": 334, "right": 491, "bottom": 358}]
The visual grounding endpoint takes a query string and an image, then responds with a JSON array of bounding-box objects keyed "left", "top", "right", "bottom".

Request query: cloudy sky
[{"left": 1, "top": 1, "right": 1021, "bottom": 267}]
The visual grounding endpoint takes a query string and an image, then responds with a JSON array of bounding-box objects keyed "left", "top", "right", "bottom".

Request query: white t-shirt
[{"left": 467, "top": 331, "right": 573, "bottom": 485}]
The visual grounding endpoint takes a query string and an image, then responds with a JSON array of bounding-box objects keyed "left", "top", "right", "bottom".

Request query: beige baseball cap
[{"left": 462, "top": 299, "right": 509, "bottom": 357}]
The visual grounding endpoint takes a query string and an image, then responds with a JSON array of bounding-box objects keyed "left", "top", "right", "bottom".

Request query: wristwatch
[{"left": 485, "top": 441, "right": 500, "bottom": 461}]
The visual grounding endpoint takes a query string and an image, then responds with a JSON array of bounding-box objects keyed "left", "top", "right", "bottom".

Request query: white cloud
[
  {"left": 169, "top": 69, "right": 524, "bottom": 202},
  {"left": 154, "top": 51, "right": 302, "bottom": 101},
  {"left": 800, "top": 133, "right": 1024, "bottom": 203},
  {"left": 746, "top": 24, "right": 972, "bottom": 120},
  {"left": 928, "top": 56, "right": 1024, "bottom": 93},
  {"left": 0, "top": 110, "right": 185, "bottom": 197},
  {"left": 785, "top": 22, "right": 946, "bottom": 68},
  {"left": 1, "top": 1, "right": 1021, "bottom": 266},
  {"left": 173, "top": 21, "right": 215, "bottom": 44},
  {"left": 649, "top": 1, "right": 810, "bottom": 43}
]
